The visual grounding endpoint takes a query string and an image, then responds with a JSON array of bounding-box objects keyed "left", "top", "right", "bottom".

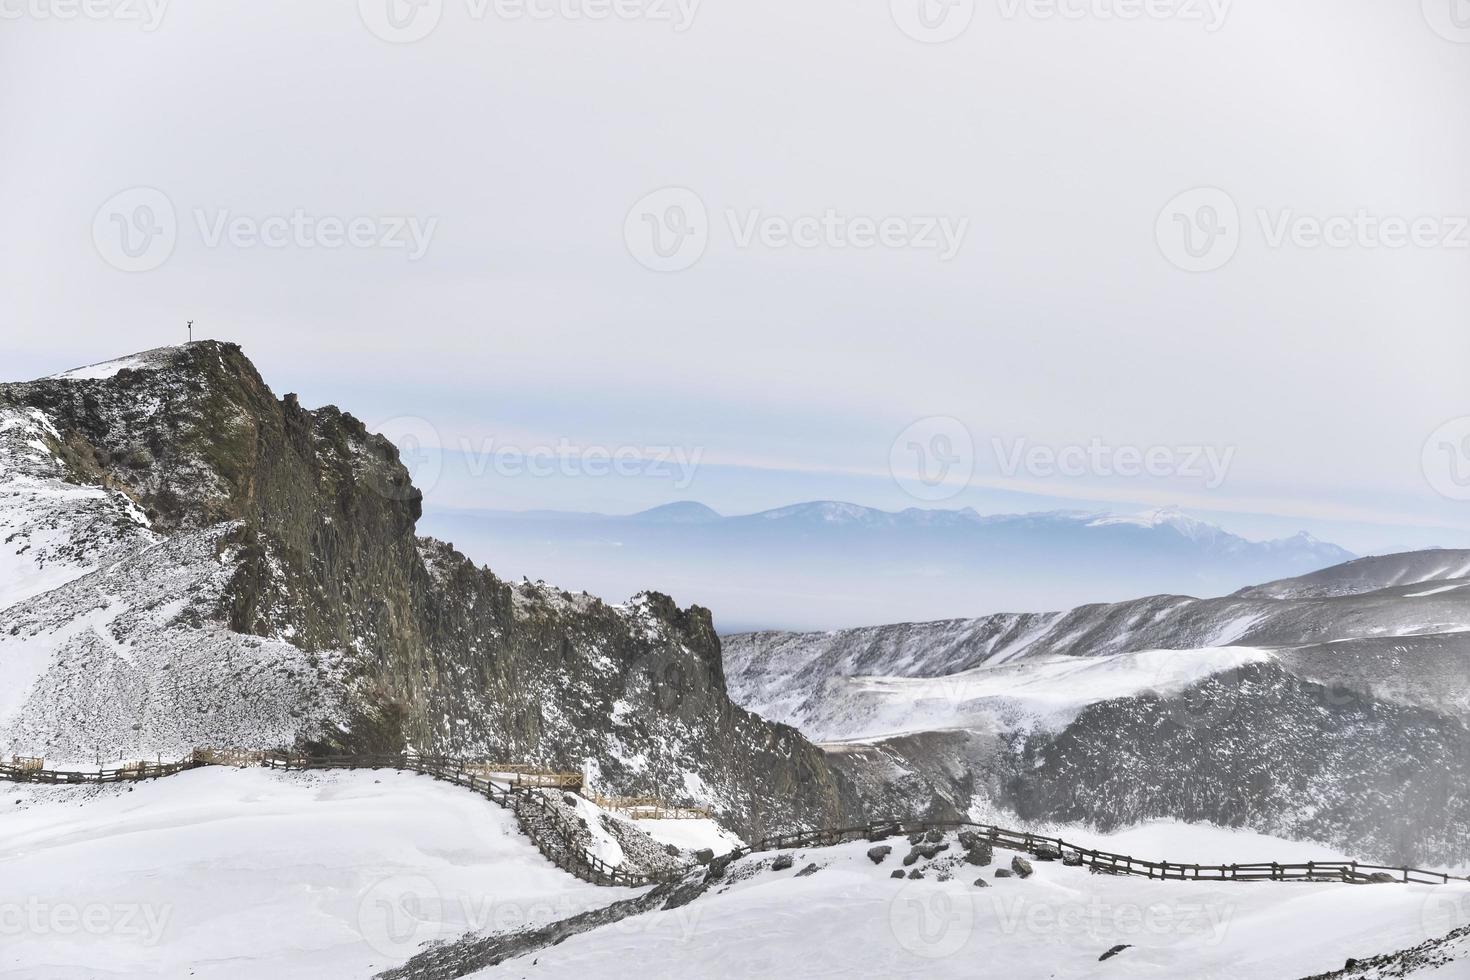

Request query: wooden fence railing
[
  {"left": 0, "top": 759, "right": 198, "bottom": 784},
  {"left": 192, "top": 748, "right": 266, "bottom": 768},
  {"left": 5, "top": 751, "right": 1464, "bottom": 888},
  {"left": 260, "top": 752, "right": 655, "bottom": 887},
  {"left": 590, "top": 794, "right": 714, "bottom": 820},
  {"left": 732, "top": 819, "right": 1467, "bottom": 886}
]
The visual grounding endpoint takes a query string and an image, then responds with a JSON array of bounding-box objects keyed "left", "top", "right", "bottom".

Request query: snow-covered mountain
[
  {"left": 422, "top": 501, "right": 1356, "bottom": 631},
  {"left": 0, "top": 343, "right": 843, "bottom": 838},
  {"left": 724, "top": 554, "right": 1470, "bottom": 866}
]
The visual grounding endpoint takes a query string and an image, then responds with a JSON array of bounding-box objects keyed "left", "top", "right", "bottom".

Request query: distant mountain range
[
  {"left": 420, "top": 500, "right": 1357, "bottom": 631},
  {"left": 723, "top": 549, "right": 1470, "bottom": 865}
]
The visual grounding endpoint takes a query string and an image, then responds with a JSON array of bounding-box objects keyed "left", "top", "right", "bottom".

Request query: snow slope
[
  {"left": 725, "top": 573, "right": 1470, "bottom": 741},
  {"left": 798, "top": 646, "right": 1272, "bottom": 743},
  {"left": 1235, "top": 550, "right": 1470, "bottom": 601},
  {"left": 463, "top": 834, "right": 1470, "bottom": 980},
  {"left": 0, "top": 525, "right": 350, "bottom": 761},
  {"left": 631, "top": 818, "right": 746, "bottom": 855},
  {"left": 0, "top": 768, "right": 636, "bottom": 980},
  {"left": 0, "top": 406, "right": 157, "bottom": 613}
]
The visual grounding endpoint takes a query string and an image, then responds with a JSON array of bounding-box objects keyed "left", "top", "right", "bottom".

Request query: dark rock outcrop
[{"left": 0, "top": 343, "right": 850, "bottom": 839}]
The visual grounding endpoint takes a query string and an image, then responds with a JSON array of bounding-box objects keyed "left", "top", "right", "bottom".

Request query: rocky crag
[{"left": 0, "top": 343, "right": 842, "bottom": 838}]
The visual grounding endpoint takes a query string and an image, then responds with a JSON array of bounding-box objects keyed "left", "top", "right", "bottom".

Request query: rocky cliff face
[{"left": 0, "top": 343, "right": 843, "bottom": 838}]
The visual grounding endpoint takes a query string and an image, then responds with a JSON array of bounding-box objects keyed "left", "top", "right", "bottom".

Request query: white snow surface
[
  {"left": 0, "top": 406, "right": 158, "bottom": 613},
  {"left": 6, "top": 772, "right": 1464, "bottom": 980},
  {"left": 464, "top": 833, "right": 1470, "bottom": 980},
  {"left": 0, "top": 768, "right": 636, "bottom": 980},
  {"left": 0, "top": 525, "right": 349, "bottom": 760},
  {"left": 44, "top": 347, "right": 177, "bottom": 382},
  {"left": 803, "top": 646, "right": 1272, "bottom": 743},
  {"left": 1405, "top": 584, "right": 1470, "bottom": 598},
  {"left": 631, "top": 818, "right": 746, "bottom": 855}
]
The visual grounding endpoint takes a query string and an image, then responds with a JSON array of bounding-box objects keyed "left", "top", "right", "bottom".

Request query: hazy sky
[{"left": 4, "top": 0, "right": 1469, "bottom": 557}]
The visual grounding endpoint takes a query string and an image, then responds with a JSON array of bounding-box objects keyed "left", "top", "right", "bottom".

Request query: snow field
[
  {"left": 467, "top": 835, "right": 1470, "bottom": 980},
  {"left": 0, "top": 768, "right": 638, "bottom": 980}
]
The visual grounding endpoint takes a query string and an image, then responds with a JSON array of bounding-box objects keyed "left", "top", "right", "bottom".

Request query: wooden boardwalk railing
[
  {"left": 260, "top": 752, "right": 653, "bottom": 887},
  {"left": 0, "top": 759, "right": 198, "bottom": 784},
  {"left": 590, "top": 794, "right": 714, "bottom": 821},
  {"left": 4, "top": 751, "right": 1465, "bottom": 888},
  {"left": 734, "top": 820, "right": 1468, "bottom": 886}
]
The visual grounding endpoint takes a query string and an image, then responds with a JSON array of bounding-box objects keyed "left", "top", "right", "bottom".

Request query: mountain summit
[{"left": 0, "top": 343, "right": 842, "bottom": 837}]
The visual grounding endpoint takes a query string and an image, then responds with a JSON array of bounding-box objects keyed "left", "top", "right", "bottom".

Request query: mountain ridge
[{"left": 0, "top": 342, "right": 848, "bottom": 839}]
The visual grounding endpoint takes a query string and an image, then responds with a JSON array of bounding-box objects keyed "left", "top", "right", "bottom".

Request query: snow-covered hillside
[
  {"left": 0, "top": 768, "right": 638, "bottom": 979},
  {"left": 726, "top": 552, "right": 1470, "bottom": 868},
  {"left": 446, "top": 829, "right": 1469, "bottom": 980},
  {"left": 1234, "top": 549, "right": 1470, "bottom": 600},
  {"left": 0, "top": 405, "right": 157, "bottom": 612},
  {"left": 11, "top": 769, "right": 1462, "bottom": 980}
]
